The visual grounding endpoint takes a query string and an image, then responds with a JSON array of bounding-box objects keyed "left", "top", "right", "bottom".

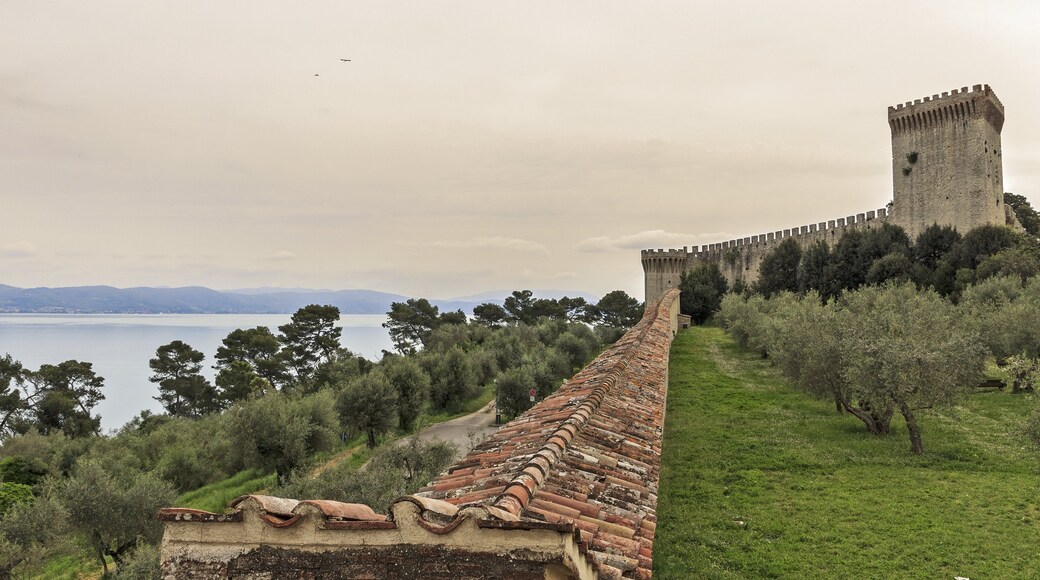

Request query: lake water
[{"left": 0, "top": 314, "right": 394, "bottom": 432}]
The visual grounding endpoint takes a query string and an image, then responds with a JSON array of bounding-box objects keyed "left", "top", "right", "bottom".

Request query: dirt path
[
  {"left": 409, "top": 400, "right": 500, "bottom": 459},
  {"left": 312, "top": 401, "right": 501, "bottom": 478}
]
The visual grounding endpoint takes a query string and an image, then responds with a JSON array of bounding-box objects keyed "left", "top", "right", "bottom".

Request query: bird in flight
[{"left": 340, "top": 58, "right": 351, "bottom": 62}]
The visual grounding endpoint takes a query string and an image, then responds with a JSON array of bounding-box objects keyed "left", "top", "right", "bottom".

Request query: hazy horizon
[{"left": 4, "top": 1, "right": 1039, "bottom": 300}]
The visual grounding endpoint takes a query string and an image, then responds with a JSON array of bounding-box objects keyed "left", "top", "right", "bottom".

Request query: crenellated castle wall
[
  {"left": 642, "top": 207, "right": 891, "bottom": 300},
  {"left": 643, "top": 84, "right": 1016, "bottom": 305}
]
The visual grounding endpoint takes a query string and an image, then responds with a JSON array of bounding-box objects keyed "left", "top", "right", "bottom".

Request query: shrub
[
  {"left": 424, "top": 347, "right": 480, "bottom": 412},
  {"left": 226, "top": 391, "right": 339, "bottom": 479},
  {"left": 0, "top": 482, "right": 32, "bottom": 517}
]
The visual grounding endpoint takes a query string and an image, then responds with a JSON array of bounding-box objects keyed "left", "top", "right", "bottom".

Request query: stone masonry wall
[
  {"left": 642, "top": 207, "right": 890, "bottom": 302},
  {"left": 889, "top": 84, "right": 1005, "bottom": 240}
]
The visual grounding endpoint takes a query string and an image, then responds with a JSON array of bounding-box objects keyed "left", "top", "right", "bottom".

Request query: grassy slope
[{"left": 655, "top": 326, "right": 1040, "bottom": 579}]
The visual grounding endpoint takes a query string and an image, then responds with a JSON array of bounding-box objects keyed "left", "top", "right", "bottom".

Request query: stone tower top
[
  {"left": 887, "top": 84, "right": 1007, "bottom": 240},
  {"left": 888, "top": 84, "right": 1004, "bottom": 134}
]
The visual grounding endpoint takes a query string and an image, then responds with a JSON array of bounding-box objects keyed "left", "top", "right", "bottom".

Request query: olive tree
[
  {"left": 841, "top": 283, "right": 985, "bottom": 453},
  {"left": 336, "top": 372, "right": 398, "bottom": 448},
  {"left": 380, "top": 356, "right": 430, "bottom": 432},
  {"left": 46, "top": 461, "right": 175, "bottom": 574}
]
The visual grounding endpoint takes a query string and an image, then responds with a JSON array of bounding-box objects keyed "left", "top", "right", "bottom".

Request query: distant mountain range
[{"left": 0, "top": 285, "right": 599, "bottom": 315}]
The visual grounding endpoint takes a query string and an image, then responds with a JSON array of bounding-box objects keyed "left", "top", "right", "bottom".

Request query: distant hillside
[{"left": 0, "top": 285, "right": 596, "bottom": 315}]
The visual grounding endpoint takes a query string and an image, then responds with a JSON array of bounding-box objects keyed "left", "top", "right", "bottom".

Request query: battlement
[
  {"left": 641, "top": 206, "right": 890, "bottom": 262},
  {"left": 888, "top": 84, "right": 1003, "bottom": 133}
]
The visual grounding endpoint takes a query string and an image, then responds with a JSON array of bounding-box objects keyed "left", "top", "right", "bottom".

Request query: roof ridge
[{"left": 490, "top": 309, "right": 658, "bottom": 517}]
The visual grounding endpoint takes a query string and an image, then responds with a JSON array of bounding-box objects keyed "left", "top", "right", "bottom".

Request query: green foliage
[
  {"left": 503, "top": 290, "right": 536, "bottom": 324},
  {"left": 214, "top": 326, "right": 288, "bottom": 391},
  {"left": 112, "top": 542, "right": 160, "bottom": 580},
  {"left": 959, "top": 276, "right": 1040, "bottom": 362},
  {"left": 379, "top": 356, "right": 431, "bottom": 432},
  {"left": 46, "top": 461, "right": 175, "bottom": 573},
  {"left": 423, "top": 346, "right": 480, "bottom": 413},
  {"left": 559, "top": 296, "right": 593, "bottom": 323},
  {"left": 214, "top": 360, "right": 266, "bottom": 403},
  {"left": 336, "top": 372, "right": 398, "bottom": 448},
  {"left": 226, "top": 390, "right": 340, "bottom": 479},
  {"left": 595, "top": 290, "right": 643, "bottom": 328},
  {"left": 913, "top": 224, "right": 961, "bottom": 269},
  {"left": 0, "top": 495, "right": 68, "bottom": 577},
  {"left": 0, "top": 482, "right": 32, "bottom": 517},
  {"left": 496, "top": 366, "right": 537, "bottom": 418},
  {"left": 976, "top": 243, "right": 1040, "bottom": 281},
  {"left": 906, "top": 151, "right": 919, "bottom": 164},
  {"left": 0, "top": 430, "right": 93, "bottom": 479},
  {"left": 1005, "top": 192, "right": 1040, "bottom": 237},
  {"left": 948, "top": 224, "right": 1020, "bottom": 270},
  {"left": 796, "top": 240, "right": 834, "bottom": 297},
  {"left": 275, "top": 437, "right": 455, "bottom": 512},
  {"left": 755, "top": 238, "right": 801, "bottom": 297},
  {"left": 865, "top": 251, "right": 913, "bottom": 285},
  {"left": 0, "top": 355, "right": 24, "bottom": 439},
  {"left": 0, "top": 456, "right": 48, "bottom": 486},
  {"left": 309, "top": 349, "right": 370, "bottom": 394},
  {"left": 278, "top": 304, "right": 343, "bottom": 386},
  {"left": 827, "top": 225, "right": 911, "bottom": 294},
  {"left": 383, "top": 298, "right": 443, "bottom": 354},
  {"left": 472, "top": 303, "right": 508, "bottom": 328},
  {"left": 553, "top": 332, "right": 592, "bottom": 374},
  {"left": 149, "top": 340, "right": 221, "bottom": 418},
  {"left": 721, "top": 283, "right": 987, "bottom": 452},
  {"left": 1001, "top": 354, "right": 1038, "bottom": 393},
  {"left": 174, "top": 469, "right": 276, "bottom": 514},
  {"left": 22, "top": 360, "right": 105, "bottom": 438},
  {"left": 841, "top": 283, "right": 984, "bottom": 453},
  {"left": 679, "top": 262, "right": 729, "bottom": 324}
]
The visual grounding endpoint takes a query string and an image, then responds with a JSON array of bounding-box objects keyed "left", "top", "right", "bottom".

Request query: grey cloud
[
  {"left": 0, "top": 241, "right": 38, "bottom": 258},
  {"left": 428, "top": 237, "right": 549, "bottom": 255}
]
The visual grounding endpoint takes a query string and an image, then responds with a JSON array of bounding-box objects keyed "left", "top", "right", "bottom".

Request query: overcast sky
[{"left": 3, "top": 1, "right": 1039, "bottom": 300}]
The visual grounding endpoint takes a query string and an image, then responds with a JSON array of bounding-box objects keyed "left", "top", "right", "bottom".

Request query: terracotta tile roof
[
  {"left": 157, "top": 289, "right": 680, "bottom": 579},
  {"left": 159, "top": 495, "right": 394, "bottom": 529},
  {"left": 412, "top": 288, "right": 679, "bottom": 579}
]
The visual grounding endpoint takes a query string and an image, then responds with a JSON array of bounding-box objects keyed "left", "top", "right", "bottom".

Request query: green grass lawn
[
  {"left": 174, "top": 468, "right": 278, "bottom": 514},
  {"left": 655, "top": 326, "right": 1040, "bottom": 579}
]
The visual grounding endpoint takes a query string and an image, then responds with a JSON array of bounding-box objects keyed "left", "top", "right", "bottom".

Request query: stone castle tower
[
  {"left": 641, "top": 84, "right": 1018, "bottom": 304},
  {"left": 888, "top": 84, "right": 1007, "bottom": 240}
]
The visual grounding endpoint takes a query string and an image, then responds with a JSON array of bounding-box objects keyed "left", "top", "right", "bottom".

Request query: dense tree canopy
[
  {"left": 214, "top": 326, "right": 288, "bottom": 389},
  {"left": 278, "top": 304, "right": 342, "bottom": 385},
  {"left": 48, "top": 461, "right": 175, "bottom": 573},
  {"left": 149, "top": 341, "right": 221, "bottom": 418},
  {"left": 679, "top": 262, "right": 728, "bottom": 324},
  {"left": 595, "top": 290, "right": 643, "bottom": 328},
  {"left": 336, "top": 372, "right": 399, "bottom": 448},
  {"left": 383, "top": 298, "right": 444, "bottom": 354},
  {"left": 22, "top": 361, "right": 105, "bottom": 438},
  {"left": 755, "top": 238, "right": 801, "bottom": 297}
]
